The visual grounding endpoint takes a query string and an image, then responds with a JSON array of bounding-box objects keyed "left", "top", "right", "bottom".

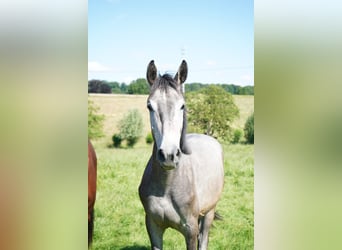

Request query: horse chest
[
  {"left": 139, "top": 160, "right": 198, "bottom": 229},
  {"left": 146, "top": 194, "right": 190, "bottom": 228}
]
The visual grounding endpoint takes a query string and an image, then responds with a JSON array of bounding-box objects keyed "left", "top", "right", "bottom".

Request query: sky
[{"left": 88, "top": 0, "right": 254, "bottom": 86}]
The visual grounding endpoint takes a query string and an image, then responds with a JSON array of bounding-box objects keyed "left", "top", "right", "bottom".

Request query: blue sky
[{"left": 88, "top": 0, "right": 254, "bottom": 86}]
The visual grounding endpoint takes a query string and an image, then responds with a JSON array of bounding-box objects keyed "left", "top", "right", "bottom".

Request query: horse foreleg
[
  {"left": 198, "top": 209, "right": 215, "bottom": 250},
  {"left": 181, "top": 217, "right": 199, "bottom": 250},
  {"left": 88, "top": 209, "right": 94, "bottom": 247},
  {"left": 186, "top": 234, "right": 198, "bottom": 250},
  {"left": 145, "top": 215, "right": 164, "bottom": 250}
]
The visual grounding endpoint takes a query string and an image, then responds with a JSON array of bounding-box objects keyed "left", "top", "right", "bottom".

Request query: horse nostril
[
  {"left": 176, "top": 149, "right": 181, "bottom": 157},
  {"left": 158, "top": 149, "right": 165, "bottom": 162}
]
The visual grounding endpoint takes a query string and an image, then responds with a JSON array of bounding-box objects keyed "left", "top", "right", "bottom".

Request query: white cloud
[{"left": 88, "top": 61, "right": 110, "bottom": 72}]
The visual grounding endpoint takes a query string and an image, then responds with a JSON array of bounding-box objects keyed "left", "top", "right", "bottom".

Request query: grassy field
[
  {"left": 89, "top": 93, "right": 254, "bottom": 249},
  {"left": 91, "top": 142, "right": 253, "bottom": 250}
]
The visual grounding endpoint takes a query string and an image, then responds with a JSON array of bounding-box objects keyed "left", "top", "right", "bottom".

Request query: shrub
[
  {"left": 126, "top": 137, "right": 139, "bottom": 147},
  {"left": 145, "top": 132, "right": 153, "bottom": 144},
  {"left": 244, "top": 112, "right": 254, "bottom": 144},
  {"left": 117, "top": 109, "right": 143, "bottom": 147},
  {"left": 112, "top": 134, "right": 122, "bottom": 148},
  {"left": 88, "top": 99, "right": 104, "bottom": 139},
  {"left": 232, "top": 129, "right": 244, "bottom": 144}
]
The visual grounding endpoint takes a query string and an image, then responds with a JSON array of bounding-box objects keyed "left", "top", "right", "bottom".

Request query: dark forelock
[{"left": 150, "top": 74, "right": 180, "bottom": 94}]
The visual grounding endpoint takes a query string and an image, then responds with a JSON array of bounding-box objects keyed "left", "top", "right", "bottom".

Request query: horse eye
[
  {"left": 180, "top": 104, "right": 185, "bottom": 110},
  {"left": 147, "top": 103, "right": 153, "bottom": 111}
]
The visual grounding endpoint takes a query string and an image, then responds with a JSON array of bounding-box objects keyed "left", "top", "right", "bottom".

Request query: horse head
[{"left": 146, "top": 60, "right": 191, "bottom": 170}]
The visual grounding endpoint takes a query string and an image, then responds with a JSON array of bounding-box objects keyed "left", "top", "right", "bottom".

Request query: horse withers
[
  {"left": 139, "top": 60, "right": 224, "bottom": 250},
  {"left": 88, "top": 140, "right": 97, "bottom": 247}
]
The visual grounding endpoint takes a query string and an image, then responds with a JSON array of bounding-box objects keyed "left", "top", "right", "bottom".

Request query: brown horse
[{"left": 88, "top": 140, "right": 97, "bottom": 247}]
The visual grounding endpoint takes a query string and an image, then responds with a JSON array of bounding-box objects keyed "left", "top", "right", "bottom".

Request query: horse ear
[
  {"left": 146, "top": 60, "right": 157, "bottom": 86},
  {"left": 174, "top": 60, "right": 188, "bottom": 85}
]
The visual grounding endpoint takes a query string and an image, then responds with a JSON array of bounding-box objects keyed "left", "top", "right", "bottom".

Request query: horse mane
[{"left": 151, "top": 74, "right": 181, "bottom": 94}]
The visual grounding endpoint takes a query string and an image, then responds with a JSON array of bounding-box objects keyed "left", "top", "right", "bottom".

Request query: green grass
[{"left": 91, "top": 141, "right": 253, "bottom": 250}]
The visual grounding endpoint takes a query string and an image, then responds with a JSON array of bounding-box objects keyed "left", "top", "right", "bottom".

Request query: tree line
[
  {"left": 185, "top": 82, "right": 254, "bottom": 95},
  {"left": 88, "top": 78, "right": 254, "bottom": 95}
]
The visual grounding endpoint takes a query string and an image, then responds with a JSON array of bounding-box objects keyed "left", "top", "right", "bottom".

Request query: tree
[
  {"left": 221, "top": 84, "right": 240, "bottom": 94},
  {"left": 127, "top": 78, "right": 149, "bottom": 94},
  {"left": 100, "top": 83, "right": 112, "bottom": 93},
  {"left": 120, "top": 83, "right": 128, "bottom": 94},
  {"left": 185, "top": 82, "right": 204, "bottom": 92},
  {"left": 239, "top": 86, "right": 254, "bottom": 95},
  {"left": 185, "top": 83, "right": 254, "bottom": 95},
  {"left": 107, "top": 81, "right": 121, "bottom": 93},
  {"left": 186, "top": 85, "right": 239, "bottom": 141},
  {"left": 117, "top": 109, "right": 143, "bottom": 147},
  {"left": 88, "top": 99, "right": 104, "bottom": 139},
  {"left": 88, "top": 79, "right": 103, "bottom": 93},
  {"left": 88, "top": 79, "right": 112, "bottom": 93}
]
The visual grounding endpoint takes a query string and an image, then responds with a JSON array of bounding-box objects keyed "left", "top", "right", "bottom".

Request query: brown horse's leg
[
  {"left": 88, "top": 140, "right": 97, "bottom": 248},
  {"left": 145, "top": 215, "right": 164, "bottom": 250},
  {"left": 88, "top": 209, "right": 94, "bottom": 247},
  {"left": 197, "top": 209, "right": 215, "bottom": 250}
]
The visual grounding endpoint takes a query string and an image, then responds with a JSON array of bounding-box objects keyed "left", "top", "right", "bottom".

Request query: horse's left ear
[
  {"left": 146, "top": 60, "right": 157, "bottom": 86},
  {"left": 174, "top": 60, "right": 188, "bottom": 85}
]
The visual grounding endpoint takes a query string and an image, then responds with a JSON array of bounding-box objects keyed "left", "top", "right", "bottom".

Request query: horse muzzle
[{"left": 157, "top": 148, "right": 181, "bottom": 170}]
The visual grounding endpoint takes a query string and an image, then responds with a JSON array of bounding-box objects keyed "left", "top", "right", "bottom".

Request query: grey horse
[{"left": 139, "top": 60, "right": 224, "bottom": 250}]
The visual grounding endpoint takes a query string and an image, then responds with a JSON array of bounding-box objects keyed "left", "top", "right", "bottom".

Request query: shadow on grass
[{"left": 120, "top": 246, "right": 148, "bottom": 250}]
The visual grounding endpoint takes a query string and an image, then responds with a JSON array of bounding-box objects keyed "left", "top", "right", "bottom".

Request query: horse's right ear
[
  {"left": 146, "top": 60, "right": 157, "bottom": 86},
  {"left": 174, "top": 60, "right": 188, "bottom": 85}
]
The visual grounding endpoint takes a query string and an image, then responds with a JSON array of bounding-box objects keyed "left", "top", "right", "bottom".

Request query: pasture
[{"left": 89, "top": 94, "right": 254, "bottom": 249}]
